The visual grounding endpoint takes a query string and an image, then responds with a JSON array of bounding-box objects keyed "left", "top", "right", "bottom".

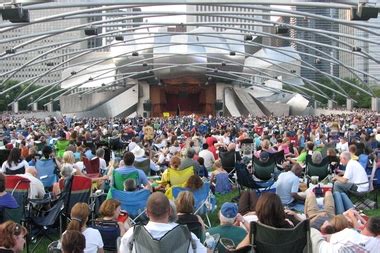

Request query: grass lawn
[{"left": 26, "top": 189, "right": 380, "bottom": 252}]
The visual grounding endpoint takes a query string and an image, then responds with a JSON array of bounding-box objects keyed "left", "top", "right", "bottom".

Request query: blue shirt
[
  {"left": 115, "top": 166, "right": 149, "bottom": 186},
  {"left": 0, "top": 192, "right": 19, "bottom": 210}
]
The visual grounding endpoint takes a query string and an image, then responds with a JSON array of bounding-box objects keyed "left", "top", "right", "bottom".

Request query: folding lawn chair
[
  {"left": 172, "top": 182, "right": 214, "bottom": 228},
  {"left": 252, "top": 156, "right": 276, "bottom": 193},
  {"left": 35, "top": 158, "right": 58, "bottom": 189},
  {"left": 83, "top": 157, "right": 100, "bottom": 178},
  {"left": 4, "top": 175, "right": 30, "bottom": 224},
  {"left": 305, "top": 156, "right": 330, "bottom": 182},
  {"left": 92, "top": 220, "right": 120, "bottom": 252},
  {"left": 250, "top": 219, "right": 311, "bottom": 253},
  {"left": 112, "top": 170, "right": 139, "bottom": 191},
  {"left": 107, "top": 188, "right": 150, "bottom": 224}
]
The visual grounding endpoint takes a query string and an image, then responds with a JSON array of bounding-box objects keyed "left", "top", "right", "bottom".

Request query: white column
[
  {"left": 346, "top": 98, "right": 353, "bottom": 111},
  {"left": 47, "top": 102, "right": 53, "bottom": 112},
  {"left": 327, "top": 100, "right": 334, "bottom": 109},
  {"left": 12, "top": 101, "right": 19, "bottom": 114},
  {"left": 371, "top": 97, "right": 379, "bottom": 112},
  {"left": 32, "top": 102, "right": 38, "bottom": 111}
]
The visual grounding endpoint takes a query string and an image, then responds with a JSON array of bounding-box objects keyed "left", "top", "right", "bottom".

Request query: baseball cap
[{"left": 220, "top": 202, "right": 238, "bottom": 219}]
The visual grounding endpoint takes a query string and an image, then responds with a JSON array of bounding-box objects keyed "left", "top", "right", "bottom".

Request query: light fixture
[
  {"left": 142, "top": 62, "right": 148, "bottom": 67},
  {"left": 352, "top": 46, "right": 361, "bottom": 52},
  {"left": 71, "top": 71, "right": 77, "bottom": 75},
  {"left": 101, "top": 83, "right": 105, "bottom": 87},
  {"left": 214, "top": 68, "right": 218, "bottom": 73},
  {"left": 290, "top": 70, "right": 296, "bottom": 73},
  {"left": 221, "top": 62, "right": 226, "bottom": 67},
  {"left": 132, "top": 52, "right": 139, "bottom": 56},
  {"left": 5, "top": 48, "right": 16, "bottom": 54},
  {"left": 46, "top": 62, "right": 54, "bottom": 67},
  {"left": 84, "top": 27, "right": 98, "bottom": 36},
  {"left": 229, "top": 51, "right": 236, "bottom": 56},
  {"left": 88, "top": 77, "right": 93, "bottom": 81},
  {"left": 244, "top": 34, "right": 253, "bottom": 41},
  {"left": 1, "top": 6, "right": 30, "bottom": 23},
  {"left": 315, "top": 58, "right": 321, "bottom": 64},
  {"left": 275, "top": 25, "right": 289, "bottom": 34},
  {"left": 115, "top": 35, "right": 124, "bottom": 41},
  {"left": 350, "top": 5, "right": 379, "bottom": 21}
]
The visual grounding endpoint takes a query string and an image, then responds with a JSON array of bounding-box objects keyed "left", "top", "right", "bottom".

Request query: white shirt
[
  {"left": 199, "top": 149, "right": 215, "bottom": 169},
  {"left": 313, "top": 228, "right": 380, "bottom": 253},
  {"left": 336, "top": 141, "right": 349, "bottom": 153},
  {"left": 276, "top": 171, "right": 300, "bottom": 205},
  {"left": 18, "top": 172, "right": 45, "bottom": 199},
  {"left": 82, "top": 227, "right": 104, "bottom": 253},
  {"left": 119, "top": 222, "right": 206, "bottom": 253},
  {"left": 344, "top": 159, "right": 369, "bottom": 192},
  {"left": 1, "top": 160, "right": 29, "bottom": 173}
]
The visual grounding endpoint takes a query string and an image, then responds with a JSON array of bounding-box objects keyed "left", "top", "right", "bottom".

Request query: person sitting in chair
[
  {"left": 119, "top": 192, "right": 206, "bottom": 253},
  {"left": 332, "top": 151, "right": 369, "bottom": 194}
]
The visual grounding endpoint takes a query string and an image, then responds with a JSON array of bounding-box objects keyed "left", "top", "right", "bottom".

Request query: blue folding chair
[
  {"left": 35, "top": 159, "right": 58, "bottom": 189},
  {"left": 107, "top": 188, "right": 150, "bottom": 223},
  {"left": 172, "top": 182, "right": 214, "bottom": 228}
]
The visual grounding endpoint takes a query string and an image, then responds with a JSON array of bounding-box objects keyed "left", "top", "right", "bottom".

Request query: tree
[{"left": 0, "top": 80, "right": 62, "bottom": 112}]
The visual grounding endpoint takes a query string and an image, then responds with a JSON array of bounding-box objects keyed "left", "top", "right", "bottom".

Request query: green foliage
[
  {"left": 0, "top": 80, "right": 61, "bottom": 112},
  {"left": 286, "top": 77, "right": 378, "bottom": 108}
]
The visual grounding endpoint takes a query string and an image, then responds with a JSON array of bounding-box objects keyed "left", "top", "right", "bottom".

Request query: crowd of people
[{"left": 0, "top": 111, "right": 379, "bottom": 252}]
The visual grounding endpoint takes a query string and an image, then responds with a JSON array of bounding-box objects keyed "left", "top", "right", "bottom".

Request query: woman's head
[
  {"left": 63, "top": 151, "right": 75, "bottom": 164},
  {"left": 7, "top": 148, "right": 21, "bottom": 165},
  {"left": 326, "top": 148, "right": 336, "bottom": 157},
  {"left": 61, "top": 230, "right": 86, "bottom": 253},
  {"left": 99, "top": 199, "right": 121, "bottom": 219},
  {"left": 67, "top": 203, "right": 90, "bottom": 231},
  {"left": 256, "top": 192, "right": 287, "bottom": 228},
  {"left": 321, "top": 215, "right": 350, "bottom": 234},
  {"left": 311, "top": 151, "right": 323, "bottom": 165},
  {"left": 170, "top": 156, "right": 181, "bottom": 169},
  {"left": 0, "top": 221, "right": 27, "bottom": 253},
  {"left": 185, "top": 175, "right": 203, "bottom": 191},
  {"left": 175, "top": 191, "right": 195, "bottom": 214}
]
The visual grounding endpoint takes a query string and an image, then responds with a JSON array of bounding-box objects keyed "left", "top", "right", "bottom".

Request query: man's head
[
  {"left": 146, "top": 192, "right": 170, "bottom": 222},
  {"left": 219, "top": 202, "right": 238, "bottom": 225},
  {"left": 363, "top": 216, "right": 380, "bottom": 237},
  {"left": 339, "top": 151, "right": 351, "bottom": 166},
  {"left": 123, "top": 151, "right": 135, "bottom": 166},
  {"left": 291, "top": 163, "right": 303, "bottom": 177},
  {"left": 186, "top": 148, "right": 195, "bottom": 159},
  {"left": 96, "top": 148, "right": 105, "bottom": 158}
]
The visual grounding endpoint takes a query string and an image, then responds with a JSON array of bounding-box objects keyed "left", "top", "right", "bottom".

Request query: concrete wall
[
  {"left": 60, "top": 88, "right": 127, "bottom": 113},
  {"left": 262, "top": 102, "right": 289, "bottom": 116},
  {"left": 136, "top": 81, "right": 150, "bottom": 117}
]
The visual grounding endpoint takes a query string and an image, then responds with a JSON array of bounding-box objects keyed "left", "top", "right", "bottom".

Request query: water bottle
[{"left": 204, "top": 232, "right": 216, "bottom": 250}]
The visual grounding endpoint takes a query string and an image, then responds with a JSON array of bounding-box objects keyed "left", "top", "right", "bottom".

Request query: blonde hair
[
  {"left": 63, "top": 151, "right": 75, "bottom": 164},
  {"left": 175, "top": 191, "right": 195, "bottom": 213}
]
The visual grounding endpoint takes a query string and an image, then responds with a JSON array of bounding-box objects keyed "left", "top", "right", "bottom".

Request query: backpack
[{"left": 129, "top": 224, "right": 197, "bottom": 253}]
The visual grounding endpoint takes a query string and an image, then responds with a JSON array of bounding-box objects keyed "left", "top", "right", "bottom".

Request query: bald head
[
  {"left": 26, "top": 167, "right": 37, "bottom": 177},
  {"left": 291, "top": 163, "right": 303, "bottom": 177},
  {"left": 147, "top": 192, "right": 170, "bottom": 221},
  {"left": 227, "top": 143, "right": 236, "bottom": 151}
]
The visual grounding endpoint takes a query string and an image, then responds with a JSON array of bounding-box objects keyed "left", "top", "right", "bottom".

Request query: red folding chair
[
  {"left": 83, "top": 157, "right": 100, "bottom": 178},
  {"left": 4, "top": 175, "right": 30, "bottom": 224}
]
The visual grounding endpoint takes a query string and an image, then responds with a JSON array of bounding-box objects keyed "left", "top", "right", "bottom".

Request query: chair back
[
  {"left": 47, "top": 240, "right": 61, "bottom": 253},
  {"left": 35, "top": 159, "right": 58, "bottom": 188},
  {"left": 4, "top": 175, "right": 30, "bottom": 223},
  {"left": 236, "top": 163, "right": 256, "bottom": 189},
  {"left": 220, "top": 151, "right": 236, "bottom": 173},
  {"left": 250, "top": 219, "right": 310, "bottom": 253},
  {"left": 59, "top": 175, "right": 92, "bottom": 216},
  {"left": 107, "top": 188, "right": 150, "bottom": 218},
  {"left": 253, "top": 157, "right": 275, "bottom": 181},
  {"left": 113, "top": 170, "right": 139, "bottom": 191},
  {"left": 32, "top": 199, "right": 64, "bottom": 227},
  {"left": 172, "top": 182, "right": 211, "bottom": 215},
  {"left": 92, "top": 220, "right": 120, "bottom": 251},
  {"left": 177, "top": 215, "right": 203, "bottom": 240},
  {"left": 215, "top": 173, "right": 232, "bottom": 194},
  {"left": 270, "top": 150, "right": 285, "bottom": 165},
  {"left": 83, "top": 157, "right": 100, "bottom": 177},
  {"left": 168, "top": 167, "right": 194, "bottom": 187},
  {"left": 305, "top": 156, "right": 330, "bottom": 181},
  {"left": 134, "top": 159, "right": 151, "bottom": 176}
]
